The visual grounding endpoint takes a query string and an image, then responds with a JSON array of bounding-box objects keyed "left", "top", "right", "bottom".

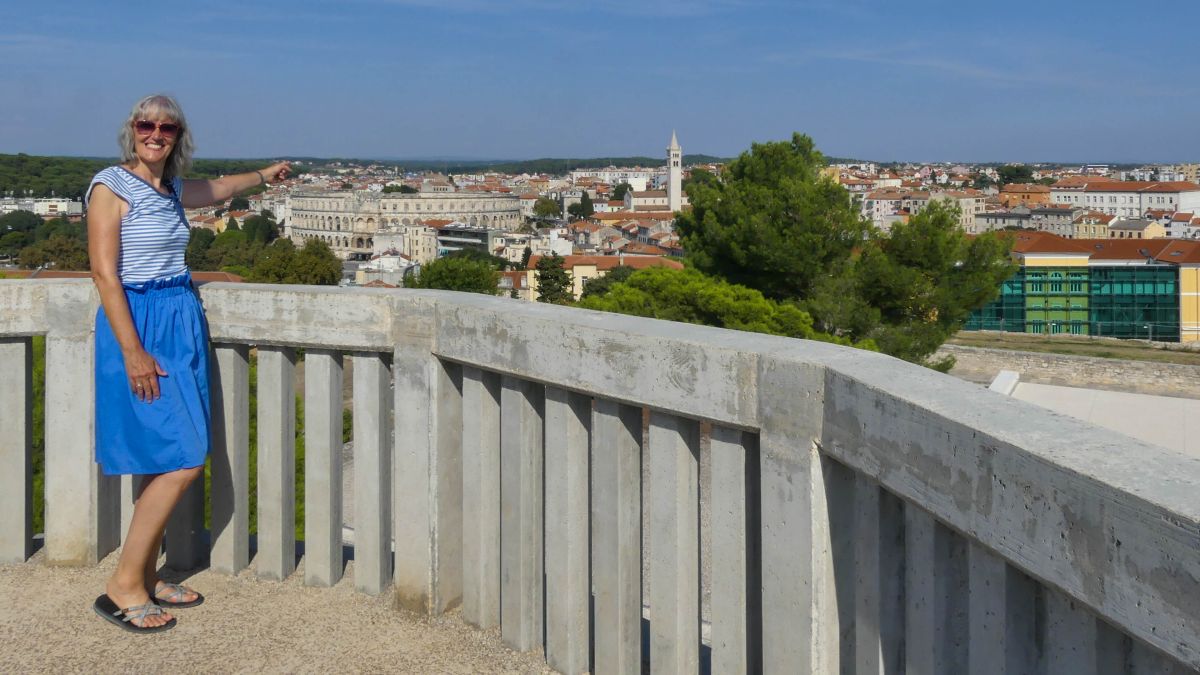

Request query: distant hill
[
  {"left": 0, "top": 153, "right": 288, "bottom": 200},
  {"left": 375, "top": 154, "right": 730, "bottom": 175}
]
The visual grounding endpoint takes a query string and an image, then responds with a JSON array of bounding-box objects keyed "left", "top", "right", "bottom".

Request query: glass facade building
[{"left": 966, "top": 265, "right": 1181, "bottom": 341}]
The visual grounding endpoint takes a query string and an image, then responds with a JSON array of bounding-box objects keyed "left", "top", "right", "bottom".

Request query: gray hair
[{"left": 118, "top": 94, "right": 194, "bottom": 181}]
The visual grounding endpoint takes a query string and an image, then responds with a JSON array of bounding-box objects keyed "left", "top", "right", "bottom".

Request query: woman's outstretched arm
[{"left": 179, "top": 161, "right": 290, "bottom": 209}]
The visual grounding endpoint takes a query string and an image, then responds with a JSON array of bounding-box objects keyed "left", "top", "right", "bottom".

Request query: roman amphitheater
[{"left": 288, "top": 190, "right": 522, "bottom": 258}]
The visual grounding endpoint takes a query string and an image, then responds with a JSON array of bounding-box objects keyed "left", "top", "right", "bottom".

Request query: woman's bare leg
[{"left": 104, "top": 466, "right": 202, "bottom": 627}]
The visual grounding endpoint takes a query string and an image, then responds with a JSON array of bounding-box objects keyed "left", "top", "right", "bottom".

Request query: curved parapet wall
[{"left": 1, "top": 279, "right": 1198, "bottom": 672}]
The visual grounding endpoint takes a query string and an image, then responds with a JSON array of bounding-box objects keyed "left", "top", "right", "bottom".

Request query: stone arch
[
  {"left": 367, "top": 238, "right": 373, "bottom": 248},
  {"left": 402, "top": 217, "right": 411, "bottom": 226},
  {"left": 470, "top": 216, "right": 478, "bottom": 225},
  {"left": 356, "top": 237, "right": 365, "bottom": 248}
]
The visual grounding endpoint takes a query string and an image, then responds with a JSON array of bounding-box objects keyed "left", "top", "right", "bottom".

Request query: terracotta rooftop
[
  {"left": 1001, "top": 183, "right": 1051, "bottom": 194},
  {"left": 1005, "top": 231, "right": 1092, "bottom": 255},
  {"left": 526, "top": 254, "right": 683, "bottom": 272}
]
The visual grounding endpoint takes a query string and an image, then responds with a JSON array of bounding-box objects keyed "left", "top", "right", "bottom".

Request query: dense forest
[
  {"left": 383, "top": 154, "right": 731, "bottom": 175},
  {"left": 1, "top": 153, "right": 743, "bottom": 198},
  {"left": 0, "top": 154, "right": 281, "bottom": 199}
]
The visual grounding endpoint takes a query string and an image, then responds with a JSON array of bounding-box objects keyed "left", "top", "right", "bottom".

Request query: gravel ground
[{"left": 0, "top": 550, "right": 552, "bottom": 674}]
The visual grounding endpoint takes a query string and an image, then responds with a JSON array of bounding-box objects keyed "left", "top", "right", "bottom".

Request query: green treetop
[
  {"left": 382, "top": 184, "right": 418, "bottom": 194},
  {"left": 675, "top": 133, "right": 868, "bottom": 300},
  {"left": 409, "top": 256, "right": 500, "bottom": 295},
  {"left": 577, "top": 266, "right": 866, "bottom": 347},
  {"left": 534, "top": 254, "right": 572, "bottom": 304},
  {"left": 533, "top": 196, "right": 561, "bottom": 218},
  {"left": 996, "top": 164, "right": 1035, "bottom": 185},
  {"left": 567, "top": 192, "right": 594, "bottom": 219}
]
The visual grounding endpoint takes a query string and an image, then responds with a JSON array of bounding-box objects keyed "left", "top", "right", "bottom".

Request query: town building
[
  {"left": 965, "top": 232, "right": 1200, "bottom": 342},
  {"left": 1051, "top": 180, "right": 1200, "bottom": 218},
  {"left": 999, "top": 183, "right": 1051, "bottom": 208},
  {"left": 1108, "top": 218, "right": 1165, "bottom": 239},
  {"left": 435, "top": 222, "right": 504, "bottom": 257},
  {"left": 973, "top": 206, "right": 1077, "bottom": 237}
]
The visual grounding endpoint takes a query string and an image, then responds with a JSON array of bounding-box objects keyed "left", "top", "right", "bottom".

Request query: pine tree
[{"left": 535, "top": 254, "right": 572, "bottom": 304}]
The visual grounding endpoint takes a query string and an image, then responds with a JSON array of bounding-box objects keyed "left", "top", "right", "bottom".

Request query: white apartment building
[
  {"left": 0, "top": 197, "right": 82, "bottom": 218},
  {"left": 373, "top": 223, "right": 439, "bottom": 264},
  {"left": 860, "top": 189, "right": 984, "bottom": 232},
  {"left": 569, "top": 167, "right": 652, "bottom": 192},
  {"left": 1052, "top": 181, "right": 1200, "bottom": 218}
]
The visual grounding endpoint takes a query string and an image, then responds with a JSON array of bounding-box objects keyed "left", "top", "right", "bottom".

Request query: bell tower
[{"left": 667, "top": 130, "right": 682, "bottom": 212}]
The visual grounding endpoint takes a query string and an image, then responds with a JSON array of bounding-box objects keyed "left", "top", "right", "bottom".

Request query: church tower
[{"left": 667, "top": 130, "right": 682, "bottom": 212}]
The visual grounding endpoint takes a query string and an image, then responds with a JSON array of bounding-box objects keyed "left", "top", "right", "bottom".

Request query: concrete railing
[{"left": 2, "top": 279, "right": 1199, "bottom": 674}]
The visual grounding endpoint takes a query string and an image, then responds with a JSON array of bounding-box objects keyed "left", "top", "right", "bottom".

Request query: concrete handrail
[{"left": 2, "top": 279, "right": 1198, "bottom": 671}]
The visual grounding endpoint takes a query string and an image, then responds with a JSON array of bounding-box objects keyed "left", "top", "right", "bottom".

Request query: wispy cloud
[
  {"left": 768, "top": 44, "right": 1188, "bottom": 98},
  {"left": 362, "top": 0, "right": 771, "bottom": 17}
]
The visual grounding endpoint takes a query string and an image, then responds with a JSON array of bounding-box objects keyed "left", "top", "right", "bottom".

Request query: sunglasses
[{"left": 133, "top": 120, "right": 182, "bottom": 137}]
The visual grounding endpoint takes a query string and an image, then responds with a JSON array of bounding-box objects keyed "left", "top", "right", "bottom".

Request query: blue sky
[{"left": 2, "top": 0, "right": 1198, "bottom": 163}]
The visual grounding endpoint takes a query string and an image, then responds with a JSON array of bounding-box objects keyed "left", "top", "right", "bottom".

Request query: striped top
[{"left": 85, "top": 166, "right": 190, "bottom": 284}]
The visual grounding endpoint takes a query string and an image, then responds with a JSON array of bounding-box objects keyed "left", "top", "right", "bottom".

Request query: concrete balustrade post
[
  {"left": 165, "top": 477, "right": 205, "bottom": 570},
  {"left": 1004, "top": 568, "right": 1040, "bottom": 673},
  {"left": 44, "top": 332, "right": 120, "bottom": 565},
  {"left": 119, "top": 475, "right": 138, "bottom": 548},
  {"left": 905, "top": 506, "right": 937, "bottom": 674},
  {"left": 499, "top": 376, "right": 545, "bottom": 652},
  {"left": 709, "top": 426, "right": 761, "bottom": 675},
  {"left": 906, "top": 508, "right": 969, "bottom": 674},
  {"left": 353, "top": 352, "right": 393, "bottom": 595},
  {"left": 256, "top": 346, "right": 296, "bottom": 581},
  {"left": 393, "top": 346, "right": 462, "bottom": 615},
  {"left": 854, "top": 475, "right": 888, "bottom": 675},
  {"left": 304, "top": 349, "right": 344, "bottom": 587},
  {"left": 210, "top": 344, "right": 250, "bottom": 574},
  {"left": 0, "top": 338, "right": 33, "bottom": 563},
  {"left": 968, "top": 542, "right": 1008, "bottom": 675},
  {"left": 1046, "top": 588, "right": 1098, "bottom": 673},
  {"left": 648, "top": 412, "right": 701, "bottom": 674},
  {"left": 757, "top": 358, "right": 836, "bottom": 673},
  {"left": 543, "top": 386, "right": 591, "bottom": 675},
  {"left": 591, "top": 398, "right": 643, "bottom": 674},
  {"left": 461, "top": 366, "right": 501, "bottom": 629}
]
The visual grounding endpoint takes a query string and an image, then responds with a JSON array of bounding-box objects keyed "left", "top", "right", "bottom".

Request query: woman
[{"left": 86, "top": 94, "right": 289, "bottom": 633}]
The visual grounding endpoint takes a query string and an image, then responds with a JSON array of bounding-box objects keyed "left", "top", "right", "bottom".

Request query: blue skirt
[{"left": 95, "top": 272, "right": 211, "bottom": 475}]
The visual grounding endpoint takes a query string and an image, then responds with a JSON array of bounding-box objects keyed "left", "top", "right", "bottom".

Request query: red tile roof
[
  {"left": 1076, "top": 239, "right": 1172, "bottom": 260},
  {"left": 1004, "top": 231, "right": 1092, "bottom": 255},
  {"left": 527, "top": 254, "right": 684, "bottom": 272},
  {"left": 1152, "top": 240, "right": 1200, "bottom": 264},
  {"left": 1001, "top": 183, "right": 1051, "bottom": 194}
]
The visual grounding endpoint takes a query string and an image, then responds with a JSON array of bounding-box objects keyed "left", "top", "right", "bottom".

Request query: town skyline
[{"left": 3, "top": 1, "right": 1198, "bottom": 162}]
